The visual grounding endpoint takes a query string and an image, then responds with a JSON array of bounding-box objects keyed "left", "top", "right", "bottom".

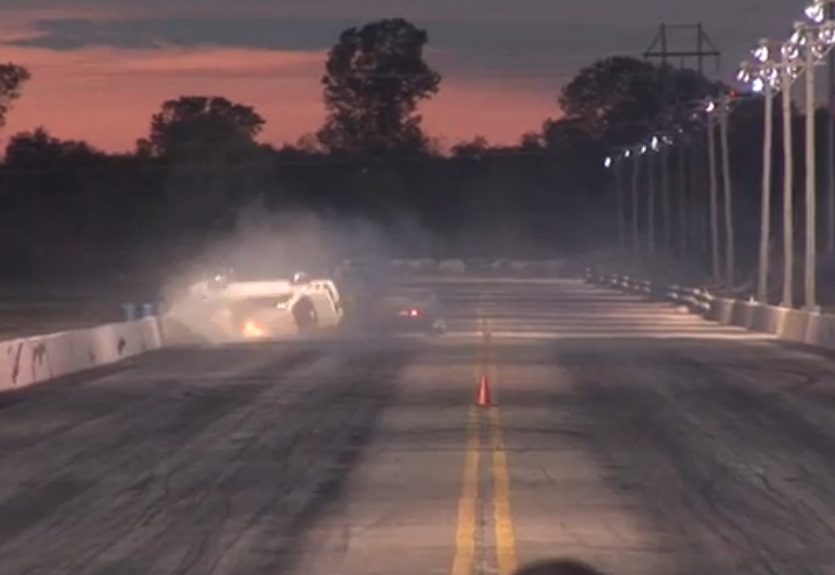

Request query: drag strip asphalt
[{"left": 4, "top": 279, "right": 835, "bottom": 574}]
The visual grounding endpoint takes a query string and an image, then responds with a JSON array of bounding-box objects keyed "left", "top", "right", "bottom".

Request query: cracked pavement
[{"left": 2, "top": 278, "right": 835, "bottom": 574}]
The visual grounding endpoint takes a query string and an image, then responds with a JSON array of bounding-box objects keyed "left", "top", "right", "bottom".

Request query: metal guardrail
[{"left": 584, "top": 268, "right": 714, "bottom": 314}]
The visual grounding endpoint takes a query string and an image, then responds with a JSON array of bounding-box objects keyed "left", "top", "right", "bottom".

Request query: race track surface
[{"left": 4, "top": 279, "right": 835, "bottom": 574}]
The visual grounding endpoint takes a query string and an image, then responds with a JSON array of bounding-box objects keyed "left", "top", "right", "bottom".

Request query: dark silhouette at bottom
[{"left": 513, "top": 558, "right": 609, "bottom": 575}]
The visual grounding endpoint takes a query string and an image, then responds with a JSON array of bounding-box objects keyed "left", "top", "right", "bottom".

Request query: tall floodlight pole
[
  {"left": 647, "top": 138, "right": 656, "bottom": 257},
  {"left": 829, "top": 1, "right": 835, "bottom": 254},
  {"left": 738, "top": 58, "right": 775, "bottom": 303},
  {"left": 747, "top": 40, "right": 803, "bottom": 308},
  {"left": 805, "top": 0, "right": 835, "bottom": 253},
  {"left": 628, "top": 147, "right": 640, "bottom": 253},
  {"left": 705, "top": 101, "right": 723, "bottom": 284},
  {"left": 760, "top": 83, "right": 774, "bottom": 303},
  {"left": 781, "top": 50, "right": 798, "bottom": 308},
  {"left": 660, "top": 135, "right": 672, "bottom": 253},
  {"left": 677, "top": 133, "right": 688, "bottom": 258},
  {"left": 790, "top": 16, "right": 835, "bottom": 311},
  {"left": 689, "top": 133, "right": 706, "bottom": 258},
  {"left": 604, "top": 154, "right": 626, "bottom": 252},
  {"left": 718, "top": 94, "right": 736, "bottom": 288},
  {"left": 805, "top": 30, "right": 818, "bottom": 311}
]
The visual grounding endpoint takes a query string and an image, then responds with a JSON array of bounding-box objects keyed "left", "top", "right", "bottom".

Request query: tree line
[{"left": 0, "top": 17, "right": 824, "bottom": 292}]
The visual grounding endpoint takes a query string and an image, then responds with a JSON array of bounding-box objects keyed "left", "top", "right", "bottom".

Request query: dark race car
[{"left": 352, "top": 286, "right": 446, "bottom": 335}]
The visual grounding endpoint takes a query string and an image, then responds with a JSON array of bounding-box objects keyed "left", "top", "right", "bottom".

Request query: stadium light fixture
[
  {"left": 804, "top": 0, "right": 835, "bottom": 25},
  {"left": 650, "top": 135, "right": 660, "bottom": 152},
  {"left": 806, "top": 2, "right": 826, "bottom": 23}
]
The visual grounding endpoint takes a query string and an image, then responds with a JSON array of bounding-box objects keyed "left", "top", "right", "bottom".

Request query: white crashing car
[{"left": 168, "top": 270, "right": 344, "bottom": 342}]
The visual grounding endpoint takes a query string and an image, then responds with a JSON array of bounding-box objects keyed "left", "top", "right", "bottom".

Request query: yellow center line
[
  {"left": 486, "top": 324, "right": 518, "bottom": 575},
  {"left": 490, "top": 406, "right": 518, "bottom": 575},
  {"left": 451, "top": 406, "right": 480, "bottom": 575},
  {"left": 452, "top": 293, "right": 517, "bottom": 575}
]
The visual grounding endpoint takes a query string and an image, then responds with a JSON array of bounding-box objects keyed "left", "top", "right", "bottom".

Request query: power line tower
[
  {"left": 642, "top": 24, "right": 722, "bottom": 262},
  {"left": 643, "top": 23, "right": 721, "bottom": 78},
  {"left": 642, "top": 23, "right": 722, "bottom": 135},
  {"left": 643, "top": 23, "right": 722, "bottom": 125}
]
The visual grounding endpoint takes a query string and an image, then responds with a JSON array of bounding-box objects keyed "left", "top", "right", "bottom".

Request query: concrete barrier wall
[
  {"left": 587, "top": 270, "right": 835, "bottom": 351},
  {"left": 0, "top": 316, "right": 163, "bottom": 392}
]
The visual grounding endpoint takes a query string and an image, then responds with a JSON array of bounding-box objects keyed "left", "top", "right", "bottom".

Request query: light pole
[
  {"left": 676, "top": 131, "right": 688, "bottom": 258},
  {"left": 805, "top": 0, "right": 835, "bottom": 255},
  {"left": 604, "top": 153, "right": 626, "bottom": 253},
  {"left": 780, "top": 48, "right": 798, "bottom": 308},
  {"left": 660, "top": 135, "right": 672, "bottom": 254},
  {"left": 788, "top": 18, "right": 835, "bottom": 311},
  {"left": 804, "top": 26, "right": 818, "bottom": 311},
  {"left": 628, "top": 147, "right": 641, "bottom": 254},
  {"left": 704, "top": 100, "right": 722, "bottom": 284},
  {"left": 737, "top": 59, "right": 775, "bottom": 303},
  {"left": 747, "top": 40, "right": 804, "bottom": 308},
  {"left": 717, "top": 94, "right": 736, "bottom": 289},
  {"left": 689, "top": 132, "right": 707, "bottom": 258},
  {"left": 760, "top": 81, "right": 774, "bottom": 303},
  {"left": 647, "top": 136, "right": 659, "bottom": 258}
]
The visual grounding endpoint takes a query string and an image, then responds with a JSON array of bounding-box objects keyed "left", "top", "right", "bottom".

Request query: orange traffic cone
[{"left": 476, "top": 374, "right": 492, "bottom": 407}]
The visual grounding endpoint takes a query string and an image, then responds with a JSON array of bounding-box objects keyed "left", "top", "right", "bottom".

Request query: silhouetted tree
[
  {"left": 540, "top": 118, "right": 595, "bottom": 151},
  {"left": 5, "top": 127, "right": 100, "bottom": 166},
  {"left": 0, "top": 42, "right": 806, "bottom": 283},
  {"left": 317, "top": 18, "right": 441, "bottom": 154},
  {"left": 559, "top": 56, "right": 719, "bottom": 146},
  {"left": 0, "top": 63, "right": 30, "bottom": 128},
  {"left": 519, "top": 132, "right": 542, "bottom": 150},
  {"left": 137, "top": 95, "right": 265, "bottom": 158},
  {"left": 451, "top": 136, "right": 490, "bottom": 158}
]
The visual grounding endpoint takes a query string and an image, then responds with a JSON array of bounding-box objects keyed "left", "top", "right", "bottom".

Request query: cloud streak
[{"left": 4, "top": 15, "right": 650, "bottom": 76}]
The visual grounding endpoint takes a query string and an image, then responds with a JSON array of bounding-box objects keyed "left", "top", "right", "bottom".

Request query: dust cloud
[{"left": 157, "top": 199, "right": 436, "bottom": 345}]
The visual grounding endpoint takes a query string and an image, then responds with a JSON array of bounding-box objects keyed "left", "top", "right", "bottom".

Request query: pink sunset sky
[{"left": 0, "top": 0, "right": 804, "bottom": 153}]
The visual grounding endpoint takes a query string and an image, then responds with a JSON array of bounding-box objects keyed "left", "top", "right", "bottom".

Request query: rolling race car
[{"left": 166, "top": 269, "right": 344, "bottom": 342}]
